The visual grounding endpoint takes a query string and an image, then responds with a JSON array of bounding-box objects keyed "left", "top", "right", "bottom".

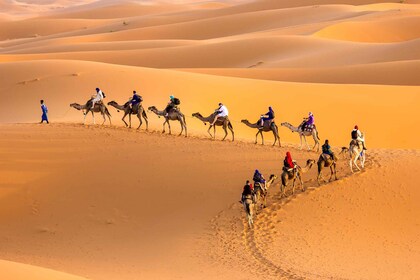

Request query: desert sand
[{"left": 0, "top": 0, "right": 419, "bottom": 279}]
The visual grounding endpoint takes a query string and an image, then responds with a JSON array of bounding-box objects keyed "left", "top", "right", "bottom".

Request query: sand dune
[
  {"left": 180, "top": 59, "right": 420, "bottom": 85},
  {"left": 0, "top": 0, "right": 419, "bottom": 279},
  {"left": 0, "top": 124, "right": 418, "bottom": 280},
  {"left": 0, "top": 260, "right": 88, "bottom": 280},
  {"left": 315, "top": 15, "right": 420, "bottom": 42}
]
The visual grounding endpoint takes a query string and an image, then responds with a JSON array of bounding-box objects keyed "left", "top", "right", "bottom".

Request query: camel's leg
[
  {"left": 167, "top": 120, "right": 172, "bottom": 135},
  {"left": 299, "top": 134, "right": 303, "bottom": 150},
  {"left": 91, "top": 111, "right": 95, "bottom": 125},
  {"left": 83, "top": 111, "right": 87, "bottom": 124},
  {"left": 317, "top": 169, "right": 323, "bottom": 186},
  {"left": 207, "top": 126, "right": 213, "bottom": 138},
  {"left": 128, "top": 113, "right": 132, "bottom": 128},
  {"left": 333, "top": 163, "right": 337, "bottom": 180},
  {"left": 178, "top": 118, "right": 183, "bottom": 136},
  {"left": 361, "top": 153, "right": 366, "bottom": 168},
  {"left": 213, "top": 125, "right": 216, "bottom": 139},
  {"left": 298, "top": 173, "right": 304, "bottom": 192},
  {"left": 329, "top": 165, "right": 334, "bottom": 181},
  {"left": 222, "top": 124, "right": 228, "bottom": 141},
  {"left": 122, "top": 113, "right": 129, "bottom": 127},
  {"left": 136, "top": 113, "right": 142, "bottom": 130},
  {"left": 255, "top": 131, "right": 259, "bottom": 144},
  {"left": 142, "top": 112, "right": 149, "bottom": 131},
  {"left": 108, "top": 114, "right": 112, "bottom": 126},
  {"left": 162, "top": 120, "right": 167, "bottom": 133},
  {"left": 229, "top": 126, "right": 234, "bottom": 142},
  {"left": 292, "top": 178, "right": 296, "bottom": 195},
  {"left": 303, "top": 135, "right": 310, "bottom": 151},
  {"left": 313, "top": 132, "right": 320, "bottom": 152},
  {"left": 101, "top": 112, "right": 106, "bottom": 125},
  {"left": 260, "top": 131, "right": 265, "bottom": 145}
]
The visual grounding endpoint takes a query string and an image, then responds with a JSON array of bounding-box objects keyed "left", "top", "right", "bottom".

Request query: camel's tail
[
  {"left": 105, "top": 107, "right": 112, "bottom": 117},
  {"left": 316, "top": 129, "right": 320, "bottom": 140},
  {"left": 228, "top": 121, "right": 234, "bottom": 130}
]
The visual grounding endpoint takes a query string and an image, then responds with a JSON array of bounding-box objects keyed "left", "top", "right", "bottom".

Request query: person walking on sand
[{"left": 40, "top": 99, "right": 49, "bottom": 124}]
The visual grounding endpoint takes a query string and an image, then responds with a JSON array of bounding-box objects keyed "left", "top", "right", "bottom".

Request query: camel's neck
[
  {"left": 151, "top": 109, "right": 164, "bottom": 116},
  {"left": 300, "top": 162, "right": 314, "bottom": 173},
  {"left": 243, "top": 120, "right": 258, "bottom": 128},
  {"left": 72, "top": 103, "right": 86, "bottom": 110},
  {"left": 109, "top": 103, "right": 125, "bottom": 110},
  {"left": 195, "top": 114, "right": 212, "bottom": 123},
  {"left": 285, "top": 124, "right": 299, "bottom": 132}
]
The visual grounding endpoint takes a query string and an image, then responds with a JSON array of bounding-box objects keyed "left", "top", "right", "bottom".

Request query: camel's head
[
  {"left": 241, "top": 119, "right": 248, "bottom": 124},
  {"left": 280, "top": 122, "right": 290, "bottom": 127},
  {"left": 269, "top": 174, "right": 277, "bottom": 180},
  {"left": 148, "top": 106, "right": 157, "bottom": 112},
  {"left": 192, "top": 112, "right": 202, "bottom": 118},
  {"left": 307, "top": 159, "right": 316, "bottom": 165},
  {"left": 107, "top": 101, "right": 116, "bottom": 105},
  {"left": 69, "top": 103, "right": 80, "bottom": 110}
]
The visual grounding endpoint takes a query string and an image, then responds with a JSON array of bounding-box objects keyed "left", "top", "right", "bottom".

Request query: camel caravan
[{"left": 69, "top": 88, "right": 368, "bottom": 227}]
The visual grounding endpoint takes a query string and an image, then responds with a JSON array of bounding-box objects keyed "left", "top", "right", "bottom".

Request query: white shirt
[
  {"left": 96, "top": 90, "right": 104, "bottom": 100},
  {"left": 218, "top": 105, "right": 228, "bottom": 117}
]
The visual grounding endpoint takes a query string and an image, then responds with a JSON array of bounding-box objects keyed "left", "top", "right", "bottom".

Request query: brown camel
[
  {"left": 70, "top": 100, "right": 111, "bottom": 125},
  {"left": 148, "top": 106, "right": 187, "bottom": 137},
  {"left": 241, "top": 119, "right": 280, "bottom": 147},
  {"left": 317, "top": 154, "right": 337, "bottom": 185},
  {"left": 253, "top": 174, "right": 278, "bottom": 210},
  {"left": 192, "top": 112, "right": 234, "bottom": 141},
  {"left": 107, "top": 101, "right": 148, "bottom": 130},
  {"left": 280, "top": 159, "right": 315, "bottom": 197}
]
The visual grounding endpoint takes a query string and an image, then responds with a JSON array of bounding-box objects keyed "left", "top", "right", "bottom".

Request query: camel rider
[
  {"left": 129, "top": 90, "right": 142, "bottom": 110},
  {"left": 211, "top": 102, "right": 229, "bottom": 126},
  {"left": 165, "top": 95, "right": 180, "bottom": 117},
  {"left": 351, "top": 125, "right": 367, "bottom": 150},
  {"left": 283, "top": 151, "right": 297, "bottom": 174},
  {"left": 301, "top": 112, "right": 314, "bottom": 131},
  {"left": 91, "top": 88, "right": 104, "bottom": 109},
  {"left": 240, "top": 180, "right": 254, "bottom": 204},
  {"left": 259, "top": 106, "right": 275, "bottom": 129},
  {"left": 322, "top": 139, "right": 337, "bottom": 161},
  {"left": 253, "top": 169, "right": 266, "bottom": 192}
]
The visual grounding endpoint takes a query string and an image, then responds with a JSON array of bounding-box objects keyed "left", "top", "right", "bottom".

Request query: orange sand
[{"left": 0, "top": 0, "right": 419, "bottom": 279}]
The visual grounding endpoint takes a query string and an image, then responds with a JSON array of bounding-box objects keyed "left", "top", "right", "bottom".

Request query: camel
[
  {"left": 148, "top": 106, "right": 187, "bottom": 137},
  {"left": 107, "top": 101, "right": 148, "bottom": 130},
  {"left": 241, "top": 119, "right": 280, "bottom": 147},
  {"left": 280, "top": 159, "right": 315, "bottom": 197},
  {"left": 192, "top": 112, "right": 234, "bottom": 141},
  {"left": 281, "top": 122, "right": 320, "bottom": 152},
  {"left": 243, "top": 194, "right": 254, "bottom": 228},
  {"left": 317, "top": 154, "right": 337, "bottom": 185},
  {"left": 70, "top": 100, "right": 112, "bottom": 125},
  {"left": 349, "top": 140, "right": 366, "bottom": 173},
  {"left": 253, "top": 174, "right": 277, "bottom": 210}
]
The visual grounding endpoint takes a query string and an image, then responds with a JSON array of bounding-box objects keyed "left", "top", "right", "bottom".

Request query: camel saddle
[
  {"left": 303, "top": 124, "right": 315, "bottom": 132},
  {"left": 321, "top": 153, "right": 333, "bottom": 161}
]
